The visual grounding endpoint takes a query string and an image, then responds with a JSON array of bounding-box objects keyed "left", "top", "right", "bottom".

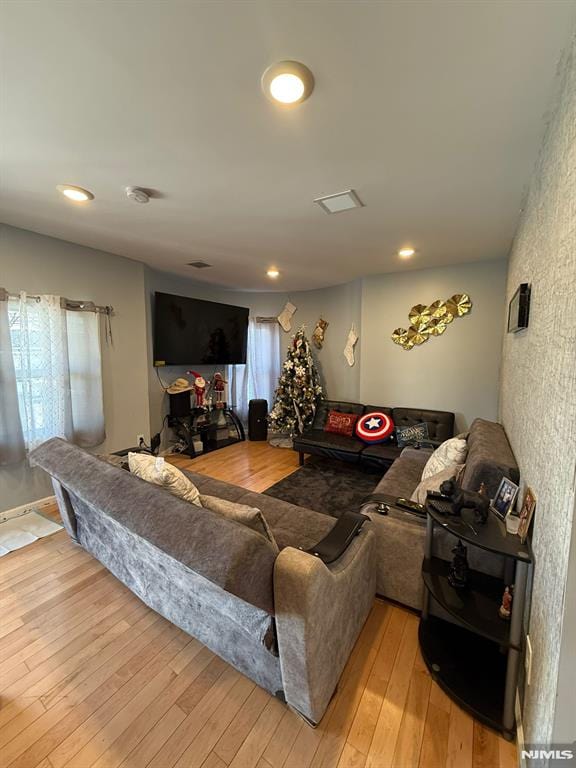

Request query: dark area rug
[{"left": 264, "top": 457, "right": 382, "bottom": 518}]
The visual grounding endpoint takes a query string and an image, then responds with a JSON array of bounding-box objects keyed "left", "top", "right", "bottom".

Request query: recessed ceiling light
[
  {"left": 56, "top": 184, "right": 94, "bottom": 202},
  {"left": 314, "top": 189, "right": 364, "bottom": 214},
  {"left": 267, "top": 268, "right": 280, "bottom": 278},
  {"left": 398, "top": 247, "right": 415, "bottom": 258},
  {"left": 261, "top": 61, "right": 314, "bottom": 105}
]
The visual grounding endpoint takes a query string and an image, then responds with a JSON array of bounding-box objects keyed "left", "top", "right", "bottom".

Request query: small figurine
[
  {"left": 448, "top": 539, "right": 469, "bottom": 589},
  {"left": 187, "top": 370, "right": 207, "bottom": 408},
  {"left": 499, "top": 585, "right": 514, "bottom": 620},
  {"left": 211, "top": 372, "right": 227, "bottom": 407},
  {"left": 439, "top": 479, "right": 490, "bottom": 524}
]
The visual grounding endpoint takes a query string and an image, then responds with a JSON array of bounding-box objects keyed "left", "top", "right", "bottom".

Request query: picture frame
[
  {"left": 490, "top": 476, "right": 519, "bottom": 521},
  {"left": 517, "top": 487, "right": 536, "bottom": 543}
]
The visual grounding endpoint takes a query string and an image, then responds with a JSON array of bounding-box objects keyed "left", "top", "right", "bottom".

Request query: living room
[{"left": 0, "top": 2, "right": 575, "bottom": 767}]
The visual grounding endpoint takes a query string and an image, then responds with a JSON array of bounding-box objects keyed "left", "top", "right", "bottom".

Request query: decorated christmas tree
[{"left": 269, "top": 327, "right": 323, "bottom": 436}]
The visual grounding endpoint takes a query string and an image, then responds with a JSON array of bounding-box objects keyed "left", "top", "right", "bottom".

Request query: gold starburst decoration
[
  {"left": 446, "top": 293, "right": 472, "bottom": 317},
  {"left": 408, "top": 304, "right": 431, "bottom": 331},
  {"left": 391, "top": 293, "right": 472, "bottom": 350},
  {"left": 406, "top": 325, "right": 429, "bottom": 345},
  {"left": 391, "top": 328, "right": 408, "bottom": 345}
]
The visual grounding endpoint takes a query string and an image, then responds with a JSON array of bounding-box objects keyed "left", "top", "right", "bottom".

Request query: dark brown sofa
[{"left": 293, "top": 400, "right": 455, "bottom": 468}]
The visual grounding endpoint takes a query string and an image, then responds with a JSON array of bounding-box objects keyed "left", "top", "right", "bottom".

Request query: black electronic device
[
  {"left": 153, "top": 292, "right": 249, "bottom": 366},
  {"left": 248, "top": 399, "right": 268, "bottom": 441},
  {"left": 169, "top": 390, "right": 192, "bottom": 418},
  {"left": 507, "top": 283, "right": 531, "bottom": 333}
]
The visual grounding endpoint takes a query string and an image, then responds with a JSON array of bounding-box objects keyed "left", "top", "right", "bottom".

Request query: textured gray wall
[{"left": 500, "top": 34, "right": 576, "bottom": 745}]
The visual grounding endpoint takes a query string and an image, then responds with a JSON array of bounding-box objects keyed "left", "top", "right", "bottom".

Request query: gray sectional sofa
[
  {"left": 362, "top": 418, "right": 520, "bottom": 609},
  {"left": 30, "top": 438, "right": 376, "bottom": 726}
]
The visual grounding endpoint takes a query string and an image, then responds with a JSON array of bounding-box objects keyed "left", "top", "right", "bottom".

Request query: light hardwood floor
[{"left": 0, "top": 442, "right": 517, "bottom": 768}]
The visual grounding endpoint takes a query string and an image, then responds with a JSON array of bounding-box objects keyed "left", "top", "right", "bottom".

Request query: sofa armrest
[
  {"left": 303, "top": 511, "right": 369, "bottom": 564},
  {"left": 274, "top": 527, "right": 376, "bottom": 724}
]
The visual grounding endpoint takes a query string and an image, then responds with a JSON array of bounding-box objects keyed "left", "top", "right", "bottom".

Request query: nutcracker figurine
[{"left": 211, "top": 372, "right": 227, "bottom": 407}]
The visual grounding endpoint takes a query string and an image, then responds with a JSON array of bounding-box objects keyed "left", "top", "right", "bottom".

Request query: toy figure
[
  {"left": 448, "top": 540, "right": 469, "bottom": 589},
  {"left": 211, "top": 372, "right": 227, "bottom": 407},
  {"left": 439, "top": 479, "right": 490, "bottom": 524},
  {"left": 186, "top": 370, "right": 207, "bottom": 408},
  {"left": 499, "top": 585, "right": 513, "bottom": 620}
]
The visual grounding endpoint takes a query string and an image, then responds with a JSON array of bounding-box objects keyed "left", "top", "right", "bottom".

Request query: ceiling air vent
[
  {"left": 314, "top": 189, "right": 364, "bottom": 214},
  {"left": 187, "top": 261, "right": 212, "bottom": 269}
]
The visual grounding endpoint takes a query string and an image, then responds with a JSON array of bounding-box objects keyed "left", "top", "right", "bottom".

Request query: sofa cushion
[
  {"left": 294, "top": 429, "right": 365, "bottom": 456},
  {"left": 324, "top": 410, "right": 359, "bottom": 437},
  {"left": 199, "top": 495, "right": 279, "bottom": 553},
  {"left": 396, "top": 422, "right": 429, "bottom": 448},
  {"left": 128, "top": 453, "right": 202, "bottom": 506},
  {"left": 461, "top": 418, "right": 519, "bottom": 497},
  {"left": 360, "top": 442, "right": 403, "bottom": 464},
  {"left": 311, "top": 400, "right": 365, "bottom": 430},
  {"left": 392, "top": 407, "right": 454, "bottom": 443},
  {"left": 355, "top": 412, "right": 395, "bottom": 444},
  {"left": 183, "top": 471, "right": 336, "bottom": 551},
  {"left": 411, "top": 464, "right": 465, "bottom": 505},
  {"left": 421, "top": 437, "right": 468, "bottom": 479},
  {"left": 371, "top": 450, "right": 429, "bottom": 499}
]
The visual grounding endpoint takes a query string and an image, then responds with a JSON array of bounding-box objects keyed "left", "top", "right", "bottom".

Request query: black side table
[{"left": 420, "top": 499, "right": 533, "bottom": 740}]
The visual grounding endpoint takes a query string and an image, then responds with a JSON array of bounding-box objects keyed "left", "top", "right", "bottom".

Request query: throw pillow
[
  {"left": 128, "top": 453, "right": 202, "bottom": 507},
  {"left": 324, "top": 410, "right": 359, "bottom": 437},
  {"left": 411, "top": 464, "right": 465, "bottom": 505},
  {"left": 355, "top": 412, "right": 395, "bottom": 444},
  {"left": 421, "top": 437, "right": 468, "bottom": 480},
  {"left": 199, "top": 495, "right": 279, "bottom": 553},
  {"left": 396, "top": 422, "right": 429, "bottom": 447}
]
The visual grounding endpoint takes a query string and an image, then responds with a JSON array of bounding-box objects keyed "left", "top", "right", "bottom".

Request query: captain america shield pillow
[{"left": 355, "top": 412, "right": 395, "bottom": 444}]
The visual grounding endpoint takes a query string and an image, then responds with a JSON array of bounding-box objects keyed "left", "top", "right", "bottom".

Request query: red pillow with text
[{"left": 324, "top": 410, "right": 359, "bottom": 437}]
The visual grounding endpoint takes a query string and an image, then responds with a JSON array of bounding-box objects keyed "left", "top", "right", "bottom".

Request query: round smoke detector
[{"left": 125, "top": 186, "right": 150, "bottom": 204}]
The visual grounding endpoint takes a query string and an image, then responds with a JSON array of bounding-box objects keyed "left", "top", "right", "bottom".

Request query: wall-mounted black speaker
[
  {"left": 248, "top": 399, "right": 268, "bottom": 441},
  {"left": 169, "top": 391, "right": 191, "bottom": 418}
]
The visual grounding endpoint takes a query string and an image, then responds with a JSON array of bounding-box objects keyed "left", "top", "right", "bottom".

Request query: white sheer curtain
[
  {"left": 0, "top": 293, "right": 105, "bottom": 461},
  {"left": 227, "top": 318, "right": 281, "bottom": 423}
]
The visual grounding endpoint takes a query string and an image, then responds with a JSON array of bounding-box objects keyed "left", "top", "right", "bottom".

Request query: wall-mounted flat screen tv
[
  {"left": 507, "top": 283, "right": 531, "bottom": 333},
  {"left": 153, "top": 292, "right": 249, "bottom": 366}
]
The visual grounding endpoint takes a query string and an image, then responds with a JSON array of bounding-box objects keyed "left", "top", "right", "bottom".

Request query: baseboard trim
[
  {"left": 0, "top": 496, "right": 56, "bottom": 524},
  {"left": 516, "top": 688, "right": 525, "bottom": 768}
]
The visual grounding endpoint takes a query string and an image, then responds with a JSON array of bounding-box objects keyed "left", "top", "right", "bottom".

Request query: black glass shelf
[
  {"left": 422, "top": 557, "right": 516, "bottom": 648},
  {"left": 426, "top": 499, "right": 532, "bottom": 562},
  {"left": 419, "top": 616, "right": 508, "bottom": 734}
]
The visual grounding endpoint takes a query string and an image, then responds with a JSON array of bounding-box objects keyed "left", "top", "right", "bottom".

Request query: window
[
  {"left": 1, "top": 293, "right": 105, "bottom": 459},
  {"left": 227, "top": 319, "right": 281, "bottom": 422}
]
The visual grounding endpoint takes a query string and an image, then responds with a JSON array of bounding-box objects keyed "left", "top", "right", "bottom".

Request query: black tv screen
[{"left": 153, "top": 292, "right": 249, "bottom": 366}]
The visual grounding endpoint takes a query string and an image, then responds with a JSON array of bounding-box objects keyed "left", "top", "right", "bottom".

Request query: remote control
[{"left": 395, "top": 498, "right": 425, "bottom": 515}]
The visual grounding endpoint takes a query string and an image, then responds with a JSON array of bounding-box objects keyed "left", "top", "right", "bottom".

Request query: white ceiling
[{"left": 1, "top": 1, "right": 574, "bottom": 291}]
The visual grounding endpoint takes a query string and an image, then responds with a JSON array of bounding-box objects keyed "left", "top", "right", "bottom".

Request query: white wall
[
  {"left": 0, "top": 225, "right": 151, "bottom": 513},
  {"left": 360, "top": 260, "right": 507, "bottom": 431},
  {"left": 500, "top": 33, "right": 576, "bottom": 746}
]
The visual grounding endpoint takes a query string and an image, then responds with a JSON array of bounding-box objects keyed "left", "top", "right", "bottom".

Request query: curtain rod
[
  {"left": 0, "top": 288, "right": 113, "bottom": 315},
  {"left": 255, "top": 316, "right": 279, "bottom": 324}
]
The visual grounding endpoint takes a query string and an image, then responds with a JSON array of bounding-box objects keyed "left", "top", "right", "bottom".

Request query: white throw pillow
[
  {"left": 421, "top": 437, "right": 468, "bottom": 480},
  {"left": 200, "top": 494, "right": 279, "bottom": 552},
  {"left": 128, "top": 453, "right": 202, "bottom": 507},
  {"left": 411, "top": 464, "right": 465, "bottom": 505}
]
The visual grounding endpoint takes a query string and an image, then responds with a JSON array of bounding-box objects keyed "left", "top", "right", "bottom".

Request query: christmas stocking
[
  {"left": 344, "top": 324, "right": 358, "bottom": 366},
  {"left": 278, "top": 302, "right": 296, "bottom": 332},
  {"left": 312, "top": 318, "right": 329, "bottom": 349}
]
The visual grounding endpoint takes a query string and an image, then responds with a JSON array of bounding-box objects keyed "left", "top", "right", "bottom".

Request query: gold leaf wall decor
[{"left": 390, "top": 293, "right": 472, "bottom": 350}]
